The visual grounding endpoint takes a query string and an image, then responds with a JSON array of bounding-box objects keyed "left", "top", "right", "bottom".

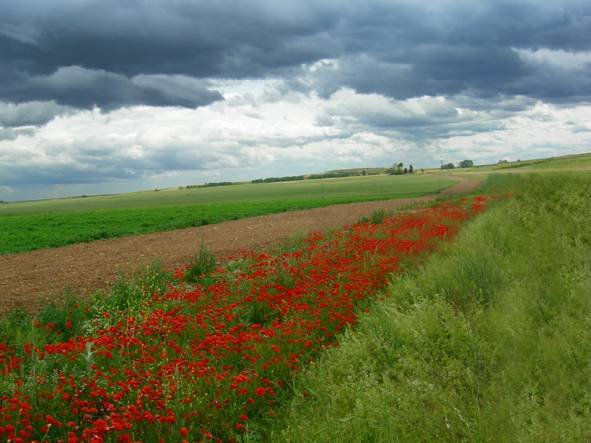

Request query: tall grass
[{"left": 269, "top": 172, "right": 591, "bottom": 442}]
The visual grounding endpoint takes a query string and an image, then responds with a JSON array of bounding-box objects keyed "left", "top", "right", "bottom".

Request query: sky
[{"left": 1, "top": 0, "right": 590, "bottom": 201}]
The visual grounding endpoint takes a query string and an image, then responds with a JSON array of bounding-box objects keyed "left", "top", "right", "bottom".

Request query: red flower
[
  {"left": 0, "top": 196, "right": 494, "bottom": 441},
  {"left": 254, "top": 387, "right": 267, "bottom": 397}
]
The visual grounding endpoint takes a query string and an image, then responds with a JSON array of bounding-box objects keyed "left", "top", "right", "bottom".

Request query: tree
[
  {"left": 409, "top": 164, "right": 414, "bottom": 173},
  {"left": 441, "top": 162, "right": 455, "bottom": 169},
  {"left": 388, "top": 162, "right": 405, "bottom": 175},
  {"left": 458, "top": 159, "right": 474, "bottom": 168}
]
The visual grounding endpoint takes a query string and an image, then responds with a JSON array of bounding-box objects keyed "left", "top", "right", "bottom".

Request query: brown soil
[{"left": 0, "top": 176, "right": 481, "bottom": 314}]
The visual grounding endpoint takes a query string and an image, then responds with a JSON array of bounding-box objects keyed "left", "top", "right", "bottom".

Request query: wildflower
[{"left": 0, "top": 196, "right": 493, "bottom": 441}]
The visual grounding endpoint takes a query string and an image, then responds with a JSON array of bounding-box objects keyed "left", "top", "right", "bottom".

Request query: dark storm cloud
[
  {"left": 5, "top": 66, "right": 223, "bottom": 111},
  {"left": 305, "top": 47, "right": 590, "bottom": 104},
  {"left": 0, "top": 101, "right": 73, "bottom": 127},
  {"left": 0, "top": 0, "right": 342, "bottom": 111},
  {"left": 296, "top": 1, "right": 591, "bottom": 102},
  {"left": 1, "top": 1, "right": 590, "bottom": 111}
]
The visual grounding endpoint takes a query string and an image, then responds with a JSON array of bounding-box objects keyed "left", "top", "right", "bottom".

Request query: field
[
  {"left": 1, "top": 155, "right": 590, "bottom": 441},
  {"left": 459, "top": 151, "right": 591, "bottom": 173},
  {"left": 0, "top": 193, "right": 491, "bottom": 441},
  {"left": 270, "top": 171, "right": 591, "bottom": 441},
  {"left": 0, "top": 174, "right": 455, "bottom": 254}
]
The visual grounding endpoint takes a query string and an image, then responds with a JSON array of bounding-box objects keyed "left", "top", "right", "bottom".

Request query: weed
[
  {"left": 90, "top": 262, "right": 171, "bottom": 321},
  {"left": 370, "top": 208, "right": 387, "bottom": 224},
  {"left": 185, "top": 241, "right": 217, "bottom": 283}
]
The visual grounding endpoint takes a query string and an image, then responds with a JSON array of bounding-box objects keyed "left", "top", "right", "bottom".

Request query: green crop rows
[{"left": 0, "top": 174, "right": 455, "bottom": 254}]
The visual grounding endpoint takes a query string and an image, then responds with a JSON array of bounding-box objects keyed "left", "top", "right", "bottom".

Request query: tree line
[{"left": 441, "top": 159, "right": 474, "bottom": 169}]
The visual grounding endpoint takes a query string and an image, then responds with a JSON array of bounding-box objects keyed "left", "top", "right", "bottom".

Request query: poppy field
[{"left": 0, "top": 195, "right": 492, "bottom": 442}]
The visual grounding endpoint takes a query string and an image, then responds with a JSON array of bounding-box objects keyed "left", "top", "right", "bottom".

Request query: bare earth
[{"left": 0, "top": 176, "right": 481, "bottom": 314}]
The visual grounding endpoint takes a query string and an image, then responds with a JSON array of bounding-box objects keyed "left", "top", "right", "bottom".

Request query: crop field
[
  {"left": 1, "top": 157, "right": 590, "bottom": 441},
  {"left": 0, "top": 174, "right": 455, "bottom": 254},
  {"left": 0, "top": 194, "right": 491, "bottom": 441}
]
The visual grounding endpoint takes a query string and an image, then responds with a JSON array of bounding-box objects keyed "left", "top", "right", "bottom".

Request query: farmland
[
  {"left": 0, "top": 194, "right": 491, "bottom": 441},
  {"left": 1, "top": 157, "right": 590, "bottom": 441},
  {"left": 0, "top": 174, "right": 455, "bottom": 254},
  {"left": 3, "top": 1, "right": 590, "bottom": 441}
]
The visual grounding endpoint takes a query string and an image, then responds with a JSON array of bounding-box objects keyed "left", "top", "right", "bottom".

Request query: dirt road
[{"left": 0, "top": 176, "right": 481, "bottom": 314}]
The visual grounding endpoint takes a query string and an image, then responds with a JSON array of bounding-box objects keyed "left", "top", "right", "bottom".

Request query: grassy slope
[
  {"left": 470, "top": 152, "right": 591, "bottom": 172},
  {"left": 0, "top": 174, "right": 454, "bottom": 254},
  {"left": 267, "top": 172, "right": 591, "bottom": 442}
]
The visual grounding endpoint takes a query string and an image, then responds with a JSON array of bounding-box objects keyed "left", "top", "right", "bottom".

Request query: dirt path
[{"left": 0, "top": 176, "right": 481, "bottom": 314}]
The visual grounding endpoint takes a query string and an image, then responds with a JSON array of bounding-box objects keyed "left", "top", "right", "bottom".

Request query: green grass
[
  {"left": 0, "top": 174, "right": 455, "bottom": 254},
  {"left": 468, "top": 151, "right": 591, "bottom": 172},
  {"left": 266, "top": 172, "right": 591, "bottom": 442},
  {"left": 3, "top": 171, "right": 589, "bottom": 440},
  {"left": 0, "top": 174, "right": 453, "bottom": 215}
]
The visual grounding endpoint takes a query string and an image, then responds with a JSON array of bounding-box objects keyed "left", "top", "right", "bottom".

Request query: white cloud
[
  {"left": 325, "top": 89, "right": 464, "bottom": 127},
  {"left": 2, "top": 81, "right": 591, "bottom": 200},
  {"left": 430, "top": 102, "right": 591, "bottom": 163},
  {"left": 515, "top": 48, "right": 591, "bottom": 71}
]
